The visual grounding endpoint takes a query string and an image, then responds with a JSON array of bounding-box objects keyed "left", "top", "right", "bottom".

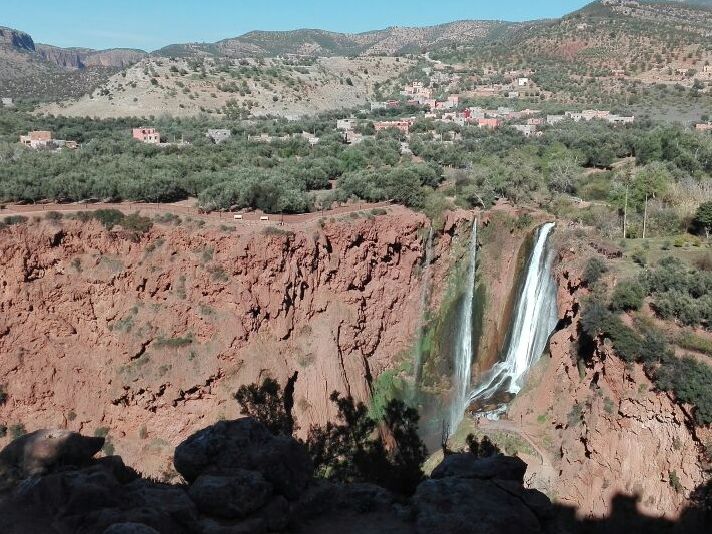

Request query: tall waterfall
[
  {"left": 414, "top": 226, "right": 434, "bottom": 385},
  {"left": 448, "top": 219, "right": 478, "bottom": 434},
  {"left": 469, "top": 222, "right": 557, "bottom": 405}
]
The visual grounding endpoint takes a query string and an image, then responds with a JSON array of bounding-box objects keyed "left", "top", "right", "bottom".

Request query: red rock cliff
[
  {"left": 509, "top": 234, "right": 707, "bottom": 519},
  {"left": 0, "top": 212, "right": 440, "bottom": 477}
]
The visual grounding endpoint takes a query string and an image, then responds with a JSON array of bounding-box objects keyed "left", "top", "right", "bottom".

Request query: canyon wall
[
  {"left": 508, "top": 230, "right": 707, "bottom": 519},
  {"left": 0, "top": 212, "right": 454, "bottom": 478}
]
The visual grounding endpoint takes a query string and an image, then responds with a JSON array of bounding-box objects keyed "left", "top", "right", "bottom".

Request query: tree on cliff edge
[
  {"left": 235, "top": 376, "right": 427, "bottom": 495},
  {"left": 234, "top": 372, "right": 298, "bottom": 436}
]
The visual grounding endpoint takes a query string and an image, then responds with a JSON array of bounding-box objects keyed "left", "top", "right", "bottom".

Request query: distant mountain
[
  {"left": 36, "top": 44, "right": 146, "bottom": 69},
  {"left": 155, "top": 20, "right": 521, "bottom": 58},
  {"left": 0, "top": 26, "right": 146, "bottom": 69},
  {"left": 0, "top": 25, "right": 147, "bottom": 100}
]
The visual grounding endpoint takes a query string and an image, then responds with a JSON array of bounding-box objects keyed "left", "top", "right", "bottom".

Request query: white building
[
  {"left": 1, "top": 97, "right": 14, "bottom": 108},
  {"left": 370, "top": 101, "right": 388, "bottom": 111},
  {"left": 301, "top": 132, "right": 320, "bottom": 146},
  {"left": 206, "top": 129, "right": 232, "bottom": 144},
  {"left": 546, "top": 115, "right": 566, "bottom": 125},
  {"left": 513, "top": 124, "right": 538, "bottom": 137},
  {"left": 337, "top": 118, "right": 358, "bottom": 131}
]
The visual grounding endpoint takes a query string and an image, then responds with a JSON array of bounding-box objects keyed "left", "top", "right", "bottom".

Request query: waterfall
[
  {"left": 448, "top": 218, "right": 478, "bottom": 434},
  {"left": 414, "top": 226, "right": 434, "bottom": 385},
  {"left": 469, "top": 222, "right": 557, "bottom": 406}
]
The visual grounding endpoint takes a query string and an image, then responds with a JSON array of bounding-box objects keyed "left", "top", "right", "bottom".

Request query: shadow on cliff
[
  {"left": 0, "top": 422, "right": 709, "bottom": 533},
  {"left": 552, "top": 488, "right": 710, "bottom": 534},
  {"left": 0, "top": 376, "right": 709, "bottom": 533}
]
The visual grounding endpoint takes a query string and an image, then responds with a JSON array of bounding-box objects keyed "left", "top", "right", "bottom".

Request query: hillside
[
  {"left": 38, "top": 55, "right": 413, "bottom": 119},
  {"left": 157, "top": 20, "right": 516, "bottom": 59},
  {"left": 0, "top": 25, "right": 146, "bottom": 101}
]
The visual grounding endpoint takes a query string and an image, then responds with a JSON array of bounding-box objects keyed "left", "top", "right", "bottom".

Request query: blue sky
[{"left": 2, "top": 0, "right": 591, "bottom": 51}]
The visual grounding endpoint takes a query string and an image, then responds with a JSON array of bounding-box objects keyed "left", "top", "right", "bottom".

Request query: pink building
[
  {"left": 696, "top": 122, "right": 712, "bottom": 132},
  {"left": 132, "top": 128, "right": 160, "bottom": 144},
  {"left": 374, "top": 119, "right": 414, "bottom": 134},
  {"left": 477, "top": 118, "right": 502, "bottom": 129}
]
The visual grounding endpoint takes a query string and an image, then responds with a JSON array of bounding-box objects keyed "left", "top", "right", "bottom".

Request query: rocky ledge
[{"left": 0, "top": 419, "right": 554, "bottom": 534}]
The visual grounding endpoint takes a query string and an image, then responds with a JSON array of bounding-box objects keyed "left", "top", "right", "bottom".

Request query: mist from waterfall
[
  {"left": 469, "top": 222, "right": 558, "bottom": 406},
  {"left": 414, "top": 226, "right": 434, "bottom": 385},
  {"left": 448, "top": 219, "right": 478, "bottom": 435}
]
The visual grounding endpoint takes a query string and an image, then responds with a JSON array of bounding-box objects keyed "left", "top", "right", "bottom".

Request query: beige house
[{"left": 20, "top": 131, "right": 53, "bottom": 148}]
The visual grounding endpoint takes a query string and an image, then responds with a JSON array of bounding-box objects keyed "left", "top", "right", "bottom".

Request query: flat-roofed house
[
  {"left": 20, "top": 131, "right": 53, "bottom": 148},
  {"left": 132, "top": 127, "right": 160, "bottom": 144}
]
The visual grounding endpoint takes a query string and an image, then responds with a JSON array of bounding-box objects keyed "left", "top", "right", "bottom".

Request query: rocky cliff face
[
  {"left": 0, "top": 213, "right": 449, "bottom": 478},
  {"left": 508, "top": 232, "right": 707, "bottom": 519},
  {"left": 36, "top": 44, "right": 147, "bottom": 69},
  {"left": 0, "top": 27, "right": 35, "bottom": 52}
]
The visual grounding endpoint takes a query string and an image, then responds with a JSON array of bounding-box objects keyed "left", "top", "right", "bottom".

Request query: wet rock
[
  {"left": 174, "top": 418, "right": 312, "bottom": 500},
  {"left": 430, "top": 453, "right": 527, "bottom": 483},
  {"left": 188, "top": 471, "right": 273, "bottom": 519}
]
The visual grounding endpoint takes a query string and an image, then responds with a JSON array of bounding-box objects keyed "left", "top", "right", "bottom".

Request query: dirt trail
[
  {"left": 2, "top": 200, "right": 395, "bottom": 232},
  {"left": 478, "top": 418, "right": 556, "bottom": 491}
]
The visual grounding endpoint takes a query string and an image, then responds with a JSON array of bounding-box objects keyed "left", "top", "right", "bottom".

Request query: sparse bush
[
  {"left": 234, "top": 375, "right": 297, "bottom": 436},
  {"left": 466, "top": 434, "right": 501, "bottom": 457},
  {"left": 3, "top": 215, "right": 27, "bottom": 226},
  {"left": 121, "top": 213, "right": 153, "bottom": 234},
  {"left": 610, "top": 280, "right": 645, "bottom": 311},
  {"left": 583, "top": 256, "right": 607, "bottom": 286},
  {"left": 10, "top": 424, "right": 26, "bottom": 439},
  {"left": 567, "top": 403, "right": 584, "bottom": 427},
  {"left": 45, "top": 211, "right": 63, "bottom": 222},
  {"left": 669, "top": 470, "right": 683, "bottom": 494},
  {"left": 92, "top": 209, "right": 124, "bottom": 230}
]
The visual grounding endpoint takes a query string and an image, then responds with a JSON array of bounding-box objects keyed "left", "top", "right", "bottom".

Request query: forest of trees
[{"left": 1, "top": 108, "right": 711, "bottom": 232}]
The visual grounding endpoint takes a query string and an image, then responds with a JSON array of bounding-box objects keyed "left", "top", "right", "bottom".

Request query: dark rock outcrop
[
  {"left": 414, "top": 454, "right": 553, "bottom": 534},
  {"left": 0, "top": 429, "right": 104, "bottom": 488},
  {"left": 0, "top": 419, "right": 557, "bottom": 534},
  {"left": 430, "top": 453, "right": 527, "bottom": 482},
  {"left": 0, "top": 26, "right": 35, "bottom": 52},
  {"left": 174, "top": 419, "right": 313, "bottom": 500},
  {"left": 189, "top": 472, "right": 273, "bottom": 519}
]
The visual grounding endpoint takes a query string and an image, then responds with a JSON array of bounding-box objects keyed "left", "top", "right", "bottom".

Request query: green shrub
[
  {"left": 631, "top": 248, "right": 647, "bottom": 267},
  {"left": 583, "top": 256, "right": 607, "bottom": 286},
  {"left": 45, "top": 211, "right": 63, "bottom": 222},
  {"left": 675, "top": 331, "right": 712, "bottom": 356},
  {"left": 154, "top": 335, "right": 193, "bottom": 349},
  {"left": 669, "top": 470, "right": 683, "bottom": 494},
  {"left": 10, "top": 424, "right": 26, "bottom": 439},
  {"left": 121, "top": 213, "right": 153, "bottom": 234},
  {"left": 610, "top": 280, "right": 645, "bottom": 311},
  {"left": 567, "top": 403, "right": 584, "bottom": 427},
  {"left": 92, "top": 209, "right": 124, "bottom": 229},
  {"left": 94, "top": 426, "right": 110, "bottom": 438},
  {"left": 3, "top": 215, "right": 27, "bottom": 226}
]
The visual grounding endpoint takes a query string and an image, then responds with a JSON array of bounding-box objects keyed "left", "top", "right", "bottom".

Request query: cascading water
[
  {"left": 469, "top": 222, "right": 558, "bottom": 406},
  {"left": 448, "top": 219, "right": 478, "bottom": 434},
  {"left": 414, "top": 226, "right": 434, "bottom": 385}
]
